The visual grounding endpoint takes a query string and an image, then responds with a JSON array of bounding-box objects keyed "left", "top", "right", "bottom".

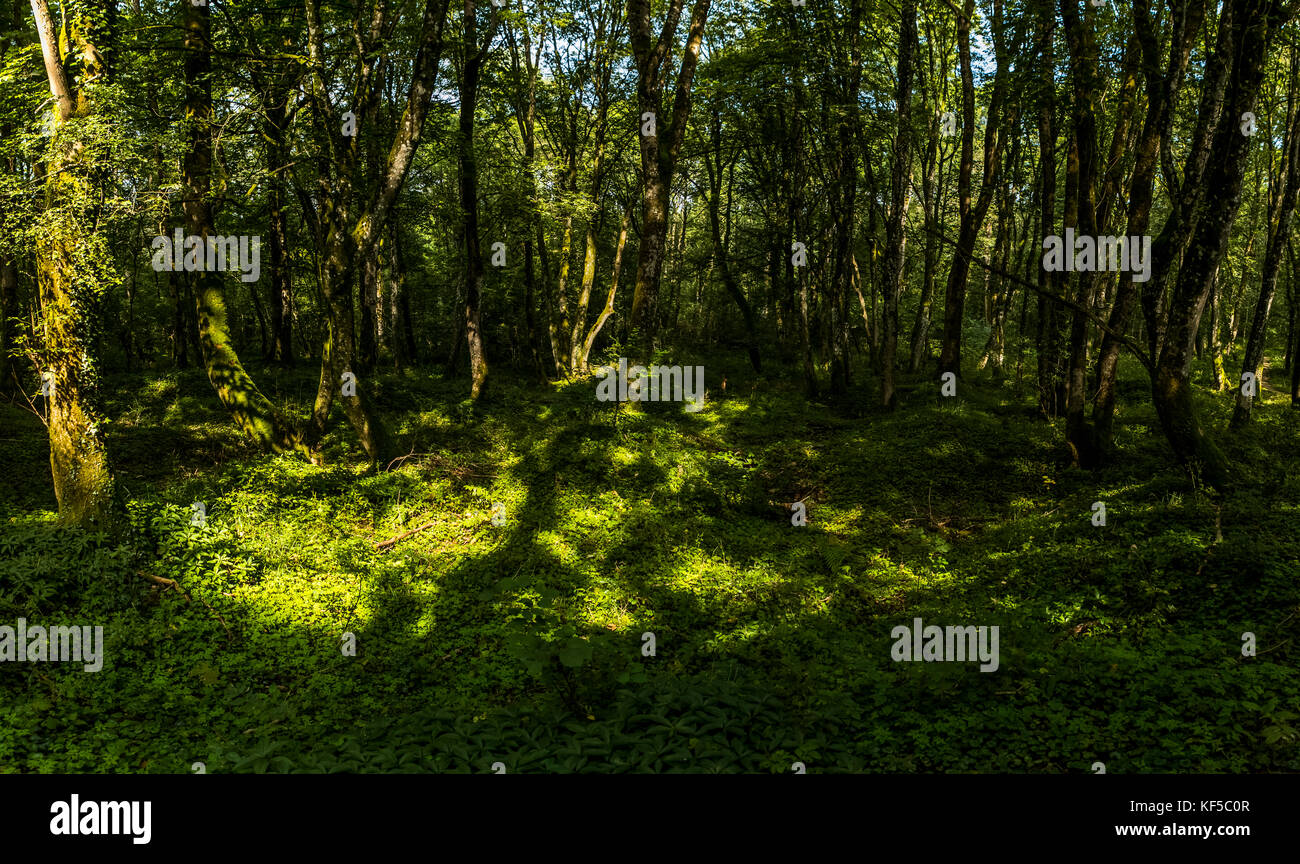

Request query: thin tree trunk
[
  {"left": 881, "top": 0, "right": 916, "bottom": 407},
  {"left": 1061, "top": 0, "right": 1102, "bottom": 468},
  {"left": 1233, "top": 54, "right": 1300, "bottom": 426},
  {"left": 458, "top": 0, "right": 496, "bottom": 399},
  {"left": 580, "top": 208, "right": 631, "bottom": 370}
]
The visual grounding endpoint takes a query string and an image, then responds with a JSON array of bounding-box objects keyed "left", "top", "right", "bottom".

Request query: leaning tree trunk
[
  {"left": 579, "top": 209, "right": 630, "bottom": 372},
  {"left": 184, "top": 0, "right": 310, "bottom": 459}
]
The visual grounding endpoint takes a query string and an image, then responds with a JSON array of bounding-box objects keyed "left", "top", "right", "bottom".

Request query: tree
[
  {"left": 938, "top": 0, "right": 1015, "bottom": 379},
  {"left": 1149, "top": 0, "right": 1294, "bottom": 491},
  {"left": 28, "top": 0, "right": 123, "bottom": 530},
  {"left": 456, "top": 0, "right": 501, "bottom": 400},
  {"left": 1232, "top": 45, "right": 1300, "bottom": 427},
  {"left": 302, "top": 0, "right": 451, "bottom": 463},
  {"left": 881, "top": 0, "right": 918, "bottom": 407},
  {"left": 626, "top": 0, "right": 711, "bottom": 351},
  {"left": 183, "top": 0, "right": 310, "bottom": 459}
]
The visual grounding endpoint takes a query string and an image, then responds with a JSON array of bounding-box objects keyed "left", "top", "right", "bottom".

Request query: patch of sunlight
[
  {"left": 533, "top": 529, "right": 578, "bottom": 566},
  {"left": 5, "top": 511, "right": 60, "bottom": 526},
  {"left": 610, "top": 446, "right": 642, "bottom": 466},
  {"left": 565, "top": 501, "right": 625, "bottom": 534},
  {"left": 1098, "top": 481, "right": 1146, "bottom": 499},
  {"left": 411, "top": 409, "right": 453, "bottom": 429},
  {"left": 925, "top": 439, "right": 963, "bottom": 460},
  {"left": 702, "top": 621, "right": 769, "bottom": 654},
  {"left": 815, "top": 505, "right": 860, "bottom": 534}
]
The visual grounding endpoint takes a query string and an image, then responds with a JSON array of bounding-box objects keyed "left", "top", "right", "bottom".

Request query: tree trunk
[
  {"left": 580, "top": 208, "right": 631, "bottom": 371},
  {"left": 626, "top": 0, "right": 711, "bottom": 351},
  {"left": 1232, "top": 78, "right": 1300, "bottom": 426},
  {"left": 705, "top": 108, "right": 761, "bottom": 373},
  {"left": 506, "top": 16, "right": 547, "bottom": 382},
  {"left": 909, "top": 68, "right": 942, "bottom": 374},
  {"left": 1152, "top": 0, "right": 1291, "bottom": 490},
  {"left": 939, "top": 0, "right": 1010, "bottom": 377},
  {"left": 1035, "top": 4, "right": 1065, "bottom": 418},
  {"left": 389, "top": 221, "right": 415, "bottom": 367},
  {"left": 265, "top": 85, "right": 294, "bottom": 365},
  {"left": 30, "top": 0, "right": 122, "bottom": 530},
  {"left": 1061, "top": 0, "right": 1102, "bottom": 468},
  {"left": 302, "top": 0, "right": 451, "bottom": 464},
  {"left": 881, "top": 0, "right": 916, "bottom": 407},
  {"left": 184, "top": 0, "right": 310, "bottom": 458},
  {"left": 1092, "top": 0, "right": 1206, "bottom": 456},
  {"left": 459, "top": 0, "right": 495, "bottom": 399}
]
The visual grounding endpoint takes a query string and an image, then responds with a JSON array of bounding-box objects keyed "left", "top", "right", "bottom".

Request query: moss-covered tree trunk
[
  {"left": 183, "top": 1, "right": 310, "bottom": 460},
  {"left": 30, "top": 0, "right": 122, "bottom": 531}
]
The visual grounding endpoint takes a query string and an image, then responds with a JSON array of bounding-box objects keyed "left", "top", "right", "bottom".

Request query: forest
[{"left": 1, "top": 0, "right": 1298, "bottom": 773}]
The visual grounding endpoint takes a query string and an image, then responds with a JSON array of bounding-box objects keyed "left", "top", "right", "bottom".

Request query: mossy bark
[
  {"left": 30, "top": 0, "right": 123, "bottom": 531},
  {"left": 37, "top": 202, "right": 122, "bottom": 530},
  {"left": 184, "top": 0, "right": 311, "bottom": 461}
]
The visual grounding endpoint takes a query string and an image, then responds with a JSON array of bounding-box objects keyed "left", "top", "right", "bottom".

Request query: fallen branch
[
  {"left": 137, "top": 571, "right": 233, "bottom": 640},
  {"left": 140, "top": 571, "right": 189, "bottom": 599},
  {"left": 385, "top": 447, "right": 422, "bottom": 472},
  {"left": 376, "top": 519, "right": 443, "bottom": 550}
]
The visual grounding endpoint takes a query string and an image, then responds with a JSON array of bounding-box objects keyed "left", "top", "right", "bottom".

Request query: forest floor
[{"left": 2, "top": 350, "right": 1298, "bottom": 772}]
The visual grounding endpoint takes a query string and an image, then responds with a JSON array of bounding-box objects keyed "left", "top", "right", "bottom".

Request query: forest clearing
[{"left": 1, "top": 0, "right": 1298, "bottom": 775}]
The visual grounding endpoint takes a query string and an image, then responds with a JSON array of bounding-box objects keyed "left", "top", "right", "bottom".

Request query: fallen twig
[
  {"left": 140, "top": 571, "right": 189, "bottom": 598},
  {"left": 137, "top": 571, "right": 233, "bottom": 640},
  {"left": 376, "top": 519, "right": 443, "bottom": 550},
  {"left": 385, "top": 447, "right": 421, "bottom": 472}
]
